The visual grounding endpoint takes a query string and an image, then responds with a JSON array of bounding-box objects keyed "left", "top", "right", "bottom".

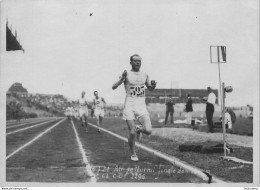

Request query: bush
[
  {"left": 26, "top": 112, "right": 38, "bottom": 118},
  {"left": 6, "top": 100, "right": 23, "bottom": 120}
]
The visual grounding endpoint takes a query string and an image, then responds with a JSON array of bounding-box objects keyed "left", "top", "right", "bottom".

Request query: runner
[
  {"left": 93, "top": 91, "right": 106, "bottom": 133},
  {"left": 65, "top": 102, "right": 75, "bottom": 121},
  {"left": 73, "top": 105, "right": 80, "bottom": 120},
  {"left": 112, "top": 54, "right": 157, "bottom": 161},
  {"left": 78, "top": 91, "right": 89, "bottom": 128}
]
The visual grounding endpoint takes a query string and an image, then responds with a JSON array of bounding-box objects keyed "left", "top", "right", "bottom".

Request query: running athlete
[
  {"left": 65, "top": 102, "right": 75, "bottom": 121},
  {"left": 112, "top": 54, "right": 157, "bottom": 162},
  {"left": 73, "top": 105, "right": 80, "bottom": 120},
  {"left": 93, "top": 91, "right": 106, "bottom": 133},
  {"left": 78, "top": 91, "right": 89, "bottom": 128}
]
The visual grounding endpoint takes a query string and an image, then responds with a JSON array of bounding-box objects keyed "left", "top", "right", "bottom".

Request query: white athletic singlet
[
  {"left": 123, "top": 70, "right": 149, "bottom": 120},
  {"left": 66, "top": 107, "right": 74, "bottom": 116},
  {"left": 94, "top": 97, "right": 105, "bottom": 109},
  {"left": 79, "top": 97, "right": 88, "bottom": 107},
  {"left": 124, "top": 70, "right": 149, "bottom": 98}
]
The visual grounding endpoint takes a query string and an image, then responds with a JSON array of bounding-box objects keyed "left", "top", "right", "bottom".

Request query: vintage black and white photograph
[{"left": 0, "top": 0, "right": 259, "bottom": 187}]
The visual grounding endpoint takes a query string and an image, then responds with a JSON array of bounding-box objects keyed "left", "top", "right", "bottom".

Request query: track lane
[
  {"left": 74, "top": 119, "right": 204, "bottom": 183},
  {"left": 6, "top": 118, "right": 54, "bottom": 129},
  {"left": 6, "top": 119, "right": 57, "bottom": 135},
  {"left": 6, "top": 119, "right": 63, "bottom": 156},
  {"left": 6, "top": 119, "right": 93, "bottom": 182}
]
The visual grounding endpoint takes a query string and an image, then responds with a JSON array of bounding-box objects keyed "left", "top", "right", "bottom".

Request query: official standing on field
[
  {"left": 185, "top": 94, "right": 193, "bottom": 125},
  {"left": 165, "top": 97, "right": 175, "bottom": 125},
  {"left": 203, "top": 87, "right": 216, "bottom": 133}
]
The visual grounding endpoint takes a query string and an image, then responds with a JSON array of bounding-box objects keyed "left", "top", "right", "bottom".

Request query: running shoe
[{"left": 131, "top": 155, "right": 139, "bottom": 162}]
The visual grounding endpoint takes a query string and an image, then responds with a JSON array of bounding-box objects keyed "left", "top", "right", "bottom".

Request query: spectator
[
  {"left": 227, "top": 108, "right": 236, "bottom": 124},
  {"left": 202, "top": 87, "right": 216, "bottom": 133},
  {"left": 165, "top": 97, "right": 174, "bottom": 125},
  {"left": 215, "top": 108, "right": 235, "bottom": 130},
  {"left": 185, "top": 94, "right": 193, "bottom": 125}
]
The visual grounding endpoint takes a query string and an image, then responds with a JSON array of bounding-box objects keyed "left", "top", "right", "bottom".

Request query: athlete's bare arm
[
  {"left": 101, "top": 97, "right": 106, "bottom": 104},
  {"left": 102, "top": 98, "right": 106, "bottom": 109},
  {"left": 92, "top": 99, "right": 95, "bottom": 109},
  {"left": 112, "top": 70, "right": 127, "bottom": 90},
  {"left": 85, "top": 100, "right": 90, "bottom": 107}
]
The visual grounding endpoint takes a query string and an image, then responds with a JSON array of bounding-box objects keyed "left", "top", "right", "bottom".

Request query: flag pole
[
  {"left": 217, "top": 46, "right": 226, "bottom": 157},
  {"left": 217, "top": 47, "right": 223, "bottom": 112},
  {"left": 211, "top": 46, "right": 227, "bottom": 158},
  {"left": 222, "top": 82, "right": 226, "bottom": 157}
]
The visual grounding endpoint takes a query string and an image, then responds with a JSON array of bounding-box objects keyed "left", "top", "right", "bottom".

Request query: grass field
[
  {"left": 97, "top": 117, "right": 253, "bottom": 183},
  {"left": 230, "top": 118, "right": 253, "bottom": 136},
  {"left": 151, "top": 116, "right": 253, "bottom": 136}
]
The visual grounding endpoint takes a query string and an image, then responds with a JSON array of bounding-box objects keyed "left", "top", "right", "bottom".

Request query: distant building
[
  {"left": 7, "top": 82, "right": 28, "bottom": 97},
  {"left": 145, "top": 88, "right": 218, "bottom": 104}
]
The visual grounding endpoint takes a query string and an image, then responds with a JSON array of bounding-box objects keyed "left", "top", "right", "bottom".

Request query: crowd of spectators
[{"left": 6, "top": 92, "right": 67, "bottom": 120}]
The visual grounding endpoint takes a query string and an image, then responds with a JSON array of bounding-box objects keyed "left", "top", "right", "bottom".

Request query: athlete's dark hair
[
  {"left": 94, "top": 91, "right": 98, "bottom": 94},
  {"left": 130, "top": 54, "right": 141, "bottom": 62}
]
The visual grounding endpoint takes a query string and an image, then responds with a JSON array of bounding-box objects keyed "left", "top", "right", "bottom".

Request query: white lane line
[
  {"left": 6, "top": 119, "right": 65, "bottom": 160},
  {"left": 6, "top": 119, "right": 56, "bottom": 135},
  {"left": 88, "top": 122, "right": 226, "bottom": 184},
  {"left": 6, "top": 117, "right": 65, "bottom": 126},
  {"left": 6, "top": 117, "right": 48, "bottom": 125},
  {"left": 6, "top": 119, "right": 50, "bottom": 129},
  {"left": 6, "top": 120, "right": 19, "bottom": 124},
  {"left": 71, "top": 120, "right": 96, "bottom": 183}
]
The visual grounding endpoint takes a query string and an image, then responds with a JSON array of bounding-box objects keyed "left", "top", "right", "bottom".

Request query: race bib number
[{"left": 130, "top": 85, "right": 145, "bottom": 97}]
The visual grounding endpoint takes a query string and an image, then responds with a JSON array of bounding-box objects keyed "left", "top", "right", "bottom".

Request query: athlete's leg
[
  {"left": 79, "top": 109, "right": 84, "bottom": 127},
  {"left": 99, "top": 116, "right": 103, "bottom": 127},
  {"left": 96, "top": 116, "right": 100, "bottom": 128},
  {"left": 97, "top": 115, "right": 103, "bottom": 133},
  {"left": 80, "top": 116, "right": 84, "bottom": 127},
  {"left": 125, "top": 120, "right": 137, "bottom": 156},
  {"left": 96, "top": 114, "right": 101, "bottom": 132},
  {"left": 84, "top": 114, "right": 88, "bottom": 127},
  {"left": 137, "top": 114, "right": 152, "bottom": 135},
  {"left": 94, "top": 110, "right": 100, "bottom": 131}
]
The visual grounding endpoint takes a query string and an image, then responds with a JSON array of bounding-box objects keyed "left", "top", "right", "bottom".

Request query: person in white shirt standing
[
  {"left": 203, "top": 87, "right": 216, "bottom": 133},
  {"left": 78, "top": 91, "right": 89, "bottom": 128},
  {"left": 93, "top": 91, "right": 106, "bottom": 133}
]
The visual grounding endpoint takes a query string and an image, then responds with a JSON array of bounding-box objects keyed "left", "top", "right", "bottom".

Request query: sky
[{"left": 0, "top": 0, "right": 259, "bottom": 106}]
